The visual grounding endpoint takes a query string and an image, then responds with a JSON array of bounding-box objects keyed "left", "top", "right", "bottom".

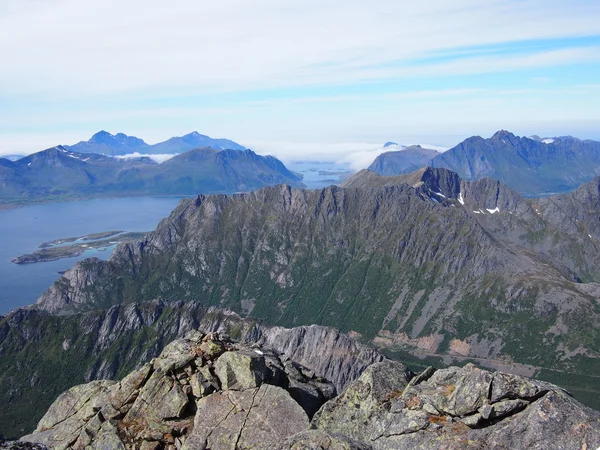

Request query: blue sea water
[
  {"left": 0, "top": 196, "right": 188, "bottom": 314},
  {"left": 0, "top": 163, "right": 354, "bottom": 315},
  {"left": 285, "top": 161, "right": 354, "bottom": 189}
]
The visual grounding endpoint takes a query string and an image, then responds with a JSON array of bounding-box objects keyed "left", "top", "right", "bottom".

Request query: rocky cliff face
[{"left": 20, "top": 331, "right": 600, "bottom": 450}]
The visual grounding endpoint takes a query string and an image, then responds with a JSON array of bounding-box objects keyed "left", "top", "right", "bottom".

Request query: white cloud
[
  {"left": 249, "top": 141, "right": 447, "bottom": 171},
  {"left": 113, "top": 153, "right": 176, "bottom": 163},
  {"left": 1, "top": 1, "right": 600, "bottom": 97}
]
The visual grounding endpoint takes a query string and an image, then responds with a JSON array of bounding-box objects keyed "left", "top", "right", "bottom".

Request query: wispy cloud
[
  {"left": 1, "top": 1, "right": 600, "bottom": 153},
  {"left": 1, "top": 1, "right": 600, "bottom": 96}
]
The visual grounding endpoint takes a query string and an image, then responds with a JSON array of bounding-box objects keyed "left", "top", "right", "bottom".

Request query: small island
[{"left": 11, "top": 231, "right": 148, "bottom": 264}]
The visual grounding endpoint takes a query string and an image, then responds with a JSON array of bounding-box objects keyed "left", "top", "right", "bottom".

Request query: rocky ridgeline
[{"left": 20, "top": 331, "right": 600, "bottom": 450}]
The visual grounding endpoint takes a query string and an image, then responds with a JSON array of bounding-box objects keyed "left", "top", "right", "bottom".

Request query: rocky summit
[
  {"left": 19, "top": 330, "right": 600, "bottom": 449},
  {"left": 20, "top": 330, "right": 335, "bottom": 450}
]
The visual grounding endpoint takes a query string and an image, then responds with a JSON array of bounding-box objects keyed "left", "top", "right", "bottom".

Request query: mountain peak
[
  {"left": 90, "top": 130, "right": 113, "bottom": 142},
  {"left": 491, "top": 130, "right": 517, "bottom": 140},
  {"left": 383, "top": 141, "right": 399, "bottom": 148},
  {"left": 82, "top": 131, "right": 148, "bottom": 151}
]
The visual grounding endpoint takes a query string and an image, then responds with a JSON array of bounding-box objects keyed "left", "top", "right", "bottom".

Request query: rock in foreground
[
  {"left": 313, "top": 362, "right": 600, "bottom": 449},
  {"left": 21, "top": 331, "right": 333, "bottom": 450},
  {"left": 22, "top": 331, "right": 600, "bottom": 449}
]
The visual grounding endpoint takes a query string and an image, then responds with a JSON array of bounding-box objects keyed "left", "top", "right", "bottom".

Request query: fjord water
[{"left": 0, "top": 196, "right": 187, "bottom": 314}]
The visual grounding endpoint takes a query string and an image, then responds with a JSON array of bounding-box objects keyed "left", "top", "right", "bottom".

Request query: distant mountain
[
  {"left": 67, "top": 130, "right": 247, "bottom": 156},
  {"left": 68, "top": 131, "right": 150, "bottom": 156},
  {"left": 383, "top": 141, "right": 401, "bottom": 148},
  {"left": 150, "top": 131, "right": 246, "bottom": 153},
  {"left": 429, "top": 130, "right": 600, "bottom": 196},
  {"left": 368, "top": 145, "right": 440, "bottom": 176},
  {"left": 0, "top": 154, "right": 25, "bottom": 162},
  {"left": 0, "top": 146, "right": 303, "bottom": 205}
]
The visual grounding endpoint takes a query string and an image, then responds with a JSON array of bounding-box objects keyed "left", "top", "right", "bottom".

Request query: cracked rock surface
[
  {"left": 313, "top": 362, "right": 600, "bottom": 449},
  {"left": 21, "top": 333, "right": 600, "bottom": 450},
  {"left": 21, "top": 331, "right": 333, "bottom": 450}
]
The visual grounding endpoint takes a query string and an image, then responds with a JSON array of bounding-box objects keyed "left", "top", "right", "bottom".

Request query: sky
[{"left": 1, "top": 0, "right": 600, "bottom": 164}]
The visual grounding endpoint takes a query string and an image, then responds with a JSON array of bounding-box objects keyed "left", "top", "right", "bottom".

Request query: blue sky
[{"left": 1, "top": 0, "right": 600, "bottom": 164}]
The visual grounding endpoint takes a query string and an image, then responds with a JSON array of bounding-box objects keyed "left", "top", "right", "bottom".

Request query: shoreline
[{"left": 11, "top": 231, "right": 148, "bottom": 265}]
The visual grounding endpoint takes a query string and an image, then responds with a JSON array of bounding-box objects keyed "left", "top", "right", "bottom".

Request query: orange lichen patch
[
  {"left": 572, "top": 422, "right": 590, "bottom": 432},
  {"left": 383, "top": 389, "right": 404, "bottom": 401},
  {"left": 439, "top": 384, "right": 455, "bottom": 396},
  {"left": 118, "top": 416, "right": 148, "bottom": 437},
  {"left": 405, "top": 396, "right": 422, "bottom": 409},
  {"left": 428, "top": 415, "right": 450, "bottom": 425},
  {"left": 450, "top": 422, "right": 470, "bottom": 433}
]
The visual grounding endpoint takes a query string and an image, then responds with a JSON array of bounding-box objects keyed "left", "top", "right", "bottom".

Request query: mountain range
[
  {"left": 0, "top": 146, "right": 303, "bottom": 205},
  {"left": 369, "top": 131, "right": 600, "bottom": 196},
  {"left": 67, "top": 130, "right": 247, "bottom": 156},
  {"left": 0, "top": 164, "right": 596, "bottom": 430}
]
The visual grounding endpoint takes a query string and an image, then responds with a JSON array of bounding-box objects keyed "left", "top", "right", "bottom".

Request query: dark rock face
[
  {"left": 241, "top": 322, "right": 386, "bottom": 393},
  {"left": 19, "top": 333, "right": 600, "bottom": 450},
  {"left": 429, "top": 130, "right": 600, "bottom": 196},
  {"left": 368, "top": 146, "right": 439, "bottom": 176},
  {"left": 0, "top": 443, "right": 48, "bottom": 450}
]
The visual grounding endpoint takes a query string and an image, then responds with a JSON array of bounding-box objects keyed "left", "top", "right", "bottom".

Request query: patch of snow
[
  {"left": 473, "top": 210, "right": 482, "bottom": 214},
  {"left": 458, "top": 192, "right": 464, "bottom": 205},
  {"left": 254, "top": 349, "right": 264, "bottom": 355},
  {"left": 27, "top": 162, "right": 31, "bottom": 166},
  {"left": 434, "top": 192, "right": 446, "bottom": 198},
  {"left": 115, "top": 153, "right": 177, "bottom": 163},
  {"left": 542, "top": 138, "right": 555, "bottom": 144},
  {"left": 486, "top": 207, "right": 500, "bottom": 214},
  {"left": 589, "top": 234, "right": 592, "bottom": 238}
]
